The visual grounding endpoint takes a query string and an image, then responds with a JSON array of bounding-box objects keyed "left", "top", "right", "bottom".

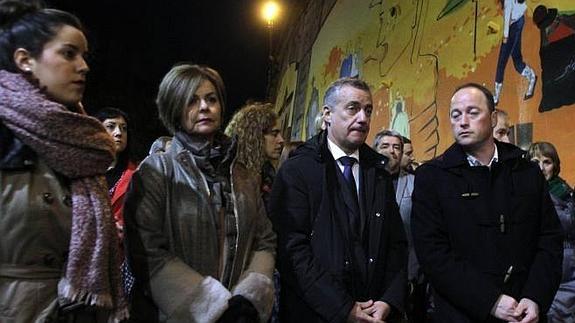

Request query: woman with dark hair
[
  {"left": 124, "top": 64, "right": 276, "bottom": 323},
  {"left": 529, "top": 142, "right": 575, "bottom": 322},
  {"left": 94, "top": 107, "right": 137, "bottom": 240},
  {"left": 0, "top": 0, "right": 127, "bottom": 322}
]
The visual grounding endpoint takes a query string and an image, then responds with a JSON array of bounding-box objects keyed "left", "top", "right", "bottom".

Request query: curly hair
[{"left": 225, "top": 102, "right": 278, "bottom": 174}]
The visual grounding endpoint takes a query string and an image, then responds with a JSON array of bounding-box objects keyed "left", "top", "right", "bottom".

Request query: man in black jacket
[
  {"left": 270, "top": 77, "right": 407, "bottom": 323},
  {"left": 412, "top": 83, "right": 563, "bottom": 322}
]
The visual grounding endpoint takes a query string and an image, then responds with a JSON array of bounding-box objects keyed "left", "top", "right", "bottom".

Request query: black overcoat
[
  {"left": 412, "top": 141, "right": 563, "bottom": 322},
  {"left": 270, "top": 132, "right": 407, "bottom": 323}
]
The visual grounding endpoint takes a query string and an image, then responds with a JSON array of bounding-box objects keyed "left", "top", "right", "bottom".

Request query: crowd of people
[{"left": 1, "top": 1, "right": 574, "bottom": 323}]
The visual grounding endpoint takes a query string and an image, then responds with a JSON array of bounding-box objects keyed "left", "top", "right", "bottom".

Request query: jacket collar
[
  {"left": 429, "top": 140, "right": 527, "bottom": 169},
  {"left": 0, "top": 121, "right": 36, "bottom": 170},
  {"left": 298, "top": 130, "right": 388, "bottom": 171}
]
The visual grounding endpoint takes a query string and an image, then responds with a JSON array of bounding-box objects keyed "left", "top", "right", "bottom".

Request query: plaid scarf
[{"left": 0, "top": 70, "right": 128, "bottom": 321}]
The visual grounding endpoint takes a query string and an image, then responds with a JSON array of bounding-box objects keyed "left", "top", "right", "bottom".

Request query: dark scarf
[
  {"left": 548, "top": 175, "right": 573, "bottom": 200},
  {"left": 0, "top": 71, "right": 128, "bottom": 321}
]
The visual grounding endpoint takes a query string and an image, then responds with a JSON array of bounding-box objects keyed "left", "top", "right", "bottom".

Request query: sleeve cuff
[
  {"left": 188, "top": 276, "right": 231, "bottom": 323},
  {"left": 232, "top": 272, "right": 275, "bottom": 323}
]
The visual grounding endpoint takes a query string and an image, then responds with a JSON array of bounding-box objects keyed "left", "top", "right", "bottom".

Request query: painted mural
[
  {"left": 274, "top": 63, "right": 298, "bottom": 140},
  {"left": 275, "top": 0, "right": 575, "bottom": 184}
]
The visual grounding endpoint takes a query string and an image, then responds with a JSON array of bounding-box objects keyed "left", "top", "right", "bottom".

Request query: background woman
[
  {"left": 529, "top": 142, "right": 575, "bottom": 322},
  {"left": 224, "top": 102, "right": 284, "bottom": 210},
  {"left": 95, "top": 107, "right": 137, "bottom": 240},
  {"left": 0, "top": 0, "right": 127, "bottom": 321},
  {"left": 124, "top": 64, "right": 276, "bottom": 323}
]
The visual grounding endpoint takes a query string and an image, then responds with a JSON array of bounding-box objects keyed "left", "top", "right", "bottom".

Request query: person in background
[
  {"left": 412, "top": 83, "right": 563, "bottom": 322},
  {"left": 94, "top": 107, "right": 137, "bottom": 241},
  {"left": 124, "top": 64, "right": 276, "bottom": 323},
  {"left": 529, "top": 142, "right": 575, "bottom": 323},
  {"left": 374, "top": 130, "right": 425, "bottom": 322},
  {"left": 400, "top": 136, "right": 418, "bottom": 174},
  {"left": 493, "top": 108, "right": 512, "bottom": 143},
  {"left": 225, "top": 101, "right": 284, "bottom": 211},
  {"left": 0, "top": 1, "right": 127, "bottom": 321},
  {"left": 271, "top": 77, "right": 407, "bottom": 323}
]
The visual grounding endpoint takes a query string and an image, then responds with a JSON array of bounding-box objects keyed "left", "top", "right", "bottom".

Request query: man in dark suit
[
  {"left": 373, "top": 129, "right": 423, "bottom": 323},
  {"left": 412, "top": 83, "right": 563, "bottom": 322},
  {"left": 270, "top": 77, "right": 407, "bottom": 322}
]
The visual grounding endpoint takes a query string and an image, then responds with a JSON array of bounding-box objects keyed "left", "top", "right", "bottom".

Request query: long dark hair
[{"left": 0, "top": 0, "right": 84, "bottom": 72}]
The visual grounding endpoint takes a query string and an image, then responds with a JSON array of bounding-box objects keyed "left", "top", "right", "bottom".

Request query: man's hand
[
  {"left": 491, "top": 294, "right": 519, "bottom": 322},
  {"left": 347, "top": 301, "right": 380, "bottom": 323},
  {"left": 514, "top": 298, "right": 539, "bottom": 323},
  {"left": 361, "top": 301, "right": 391, "bottom": 321}
]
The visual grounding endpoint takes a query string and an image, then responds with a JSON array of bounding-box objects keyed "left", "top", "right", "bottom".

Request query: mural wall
[{"left": 274, "top": 0, "right": 575, "bottom": 183}]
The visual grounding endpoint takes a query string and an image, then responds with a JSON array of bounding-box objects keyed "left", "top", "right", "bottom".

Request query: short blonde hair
[{"left": 156, "top": 63, "right": 226, "bottom": 134}]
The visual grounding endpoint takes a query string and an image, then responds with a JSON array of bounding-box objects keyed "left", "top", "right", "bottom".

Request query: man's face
[
  {"left": 376, "top": 135, "right": 403, "bottom": 174},
  {"left": 493, "top": 114, "right": 511, "bottom": 143},
  {"left": 400, "top": 142, "right": 414, "bottom": 171},
  {"left": 449, "top": 87, "right": 496, "bottom": 151},
  {"left": 324, "top": 85, "right": 373, "bottom": 153}
]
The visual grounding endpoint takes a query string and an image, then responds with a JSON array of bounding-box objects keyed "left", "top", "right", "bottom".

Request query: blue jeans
[{"left": 495, "top": 16, "right": 527, "bottom": 83}]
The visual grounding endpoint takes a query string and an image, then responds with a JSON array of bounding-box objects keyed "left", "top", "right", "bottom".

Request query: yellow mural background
[{"left": 277, "top": 0, "right": 575, "bottom": 184}]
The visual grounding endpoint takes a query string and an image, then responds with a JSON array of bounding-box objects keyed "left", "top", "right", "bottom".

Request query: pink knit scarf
[{"left": 0, "top": 70, "right": 128, "bottom": 321}]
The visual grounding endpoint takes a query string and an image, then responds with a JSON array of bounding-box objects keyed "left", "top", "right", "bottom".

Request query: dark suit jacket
[
  {"left": 270, "top": 132, "right": 407, "bottom": 323},
  {"left": 412, "top": 141, "right": 563, "bottom": 322}
]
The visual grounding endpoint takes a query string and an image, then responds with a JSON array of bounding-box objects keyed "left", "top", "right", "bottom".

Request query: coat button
[
  {"left": 62, "top": 195, "right": 72, "bottom": 207},
  {"left": 375, "top": 212, "right": 381, "bottom": 217},
  {"left": 43, "top": 254, "right": 56, "bottom": 267},
  {"left": 345, "top": 260, "right": 350, "bottom": 266},
  {"left": 369, "top": 258, "right": 374, "bottom": 263},
  {"left": 43, "top": 193, "right": 54, "bottom": 204}
]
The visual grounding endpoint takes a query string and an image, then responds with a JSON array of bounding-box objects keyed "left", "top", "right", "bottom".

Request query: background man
[
  {"left": 412, "top": 83, "right": 563, "bottom": 323},
  {"left": 271, "top": 78, "right": 407, "bottom": 323},
  {"left": 401, "top": 137, "right": 417, "bottom": 173},
  {"left": 493, "top": 108, "right": 511, "bottom": 143},
  {"left": 373, "top": 129, "right": 425, "bottom": 323}
]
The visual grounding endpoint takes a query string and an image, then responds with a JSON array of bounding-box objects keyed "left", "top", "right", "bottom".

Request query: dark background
[{"left": 46, "top": 0, "right": 279, "bottom": 160}]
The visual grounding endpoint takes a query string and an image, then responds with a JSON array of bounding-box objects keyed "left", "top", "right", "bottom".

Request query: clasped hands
[
  {"left": 491, "top": 294, "right": 539, "bottom": 323},
  {"left": 347, "top": 300, "right": 391, "bottom": 323}
]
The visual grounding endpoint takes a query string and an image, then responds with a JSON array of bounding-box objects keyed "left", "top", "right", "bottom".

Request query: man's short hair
[
  {"left": 373, "top": 129, "right": 404, "bottom": 151},
  {"left": 401, "top": 136, "right": 412, "bottom": 145},
  {"left": 453, "top": 83, "right": 495, "bottom": 112},
  {"left": 323, "top": 77, "right": 371, "bottom": 109},
  {"left": 494, "top": 108, "right": 508, "bottom": 119}
]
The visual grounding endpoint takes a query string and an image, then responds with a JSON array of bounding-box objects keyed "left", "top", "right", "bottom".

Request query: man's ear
[
  {"left": 490, "top": 110, "right": 497, "bottom": 128},
  {"left": 322, "top": 105, "right": 331, "bottom": 127},
  {"left": 13, "top": 48, "right": 35, "bottom": 73}
]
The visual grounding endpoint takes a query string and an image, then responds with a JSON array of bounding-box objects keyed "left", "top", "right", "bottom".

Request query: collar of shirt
[
  {"left": 466, "top": 144, "right": 499, "bottom": 168},
  {"left": 327, "top": 138, "right": 360, "bottom": 193}
]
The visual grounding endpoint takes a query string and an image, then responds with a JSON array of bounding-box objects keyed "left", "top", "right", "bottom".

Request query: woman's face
[
  {"left": 181, "top": 79, "right": 221, "bottom": 140},
  {"left": 23, "top": 25, "right": 89, "bottom": 107},
  {"left": 531, "top": 153, "right": 555, "bottom": 181},
  {"left": 102, "top": 116, "right": 128, "bottom": 154}
]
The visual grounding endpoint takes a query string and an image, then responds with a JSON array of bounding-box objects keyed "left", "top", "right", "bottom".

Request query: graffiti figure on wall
[
  {"left": 533, "top": 5, "right": 575, "bottom": 112},
  {"left": 493, "top": 0, "right": 537, "bottom": 105},
  {"left": 306, "top": 76, "right": 320, "bottom": 138},
  {"left": 368, "top": 0, "right": 439, "bottom": 161},
  {"left": 390, "top": 92, "right": 410, "bottom": 138}
]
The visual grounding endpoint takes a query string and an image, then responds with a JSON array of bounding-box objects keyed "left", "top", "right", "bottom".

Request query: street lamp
[{"left": 261, "top": 1, "right": 280, "bottom": 97}]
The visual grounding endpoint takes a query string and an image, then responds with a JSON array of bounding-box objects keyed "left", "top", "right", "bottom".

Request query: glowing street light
[
  {"left": 261, "top": 1, "right": 281, "bottom": 97},
  {"left": 261, "top": 1, "right": 280, "bottom": 27}
]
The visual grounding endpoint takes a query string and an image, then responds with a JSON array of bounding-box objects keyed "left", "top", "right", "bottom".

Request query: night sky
[{"left": 46, "top": 0, "right": 275, "bottom": 160}]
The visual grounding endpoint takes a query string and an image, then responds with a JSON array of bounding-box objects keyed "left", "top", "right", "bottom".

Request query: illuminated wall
[{"left": 274, "top": 0, "right": 575, "bottom": 184}]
